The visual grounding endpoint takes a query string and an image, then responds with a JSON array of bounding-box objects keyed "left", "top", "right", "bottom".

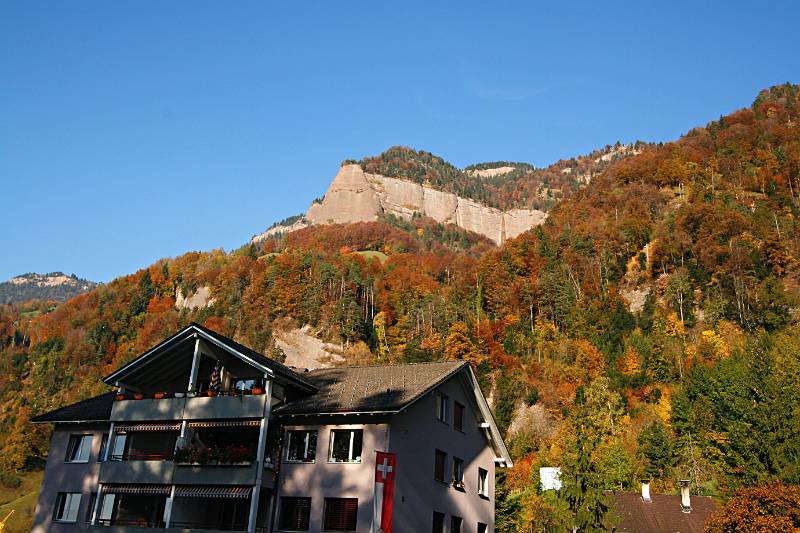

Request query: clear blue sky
[{"left": 2, "top": 1, "right": 798, "bottom": 282}]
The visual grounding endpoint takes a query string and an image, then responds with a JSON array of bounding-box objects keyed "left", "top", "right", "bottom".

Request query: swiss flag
[{"left": 373, "top": 451, "right": 396, "bottom": 533}]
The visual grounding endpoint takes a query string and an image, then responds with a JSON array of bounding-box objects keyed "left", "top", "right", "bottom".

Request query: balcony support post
[
  {"left": 90, "top": 483, "right": 104, "bottom": 525},
  {"left": 247, "top": 376, "right": 272, "bottom": 533},
  {"left": 188, "top": 336, "right": 201, "bottom": 393},
  {"left": 163, "top": 484, "right": 176, "bottom": 528}
]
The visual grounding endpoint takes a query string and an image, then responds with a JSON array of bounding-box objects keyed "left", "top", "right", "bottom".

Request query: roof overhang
[
  {"left": 461, "top": 365, "right": 513, "bottom": 467},
  {"left": 102, "top": 324, "right": 318, "bottom": 391}
]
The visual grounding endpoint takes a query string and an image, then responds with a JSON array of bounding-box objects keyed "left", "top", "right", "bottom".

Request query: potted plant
[{"left": 133, "top": 392, "right": 144, "bottom": 400}]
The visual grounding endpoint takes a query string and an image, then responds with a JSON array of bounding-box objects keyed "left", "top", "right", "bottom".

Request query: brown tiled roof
[
  {"left": 275, "top": 361, "right": 466, "bottom": 415},
  {"left": 609, "top": 491, "right": 718, "bottom": 533},
  {"left": 31, "top": 391, "right": 115, "bottom": 423}
]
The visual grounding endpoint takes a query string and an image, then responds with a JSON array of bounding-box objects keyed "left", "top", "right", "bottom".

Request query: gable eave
[{"left": 102, "top": 324, "right": 272, "bottom": 386}]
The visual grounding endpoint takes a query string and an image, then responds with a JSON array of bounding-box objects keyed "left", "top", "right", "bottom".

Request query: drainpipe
[
  {"left": 641, "top": 480, "right": 651, "bottom": 502},
  {"left": 680, "top": 480, "right": 692, "bottom": 513},
  {"left": 248, "top": 376, "right": 273, "bottom": 533}
]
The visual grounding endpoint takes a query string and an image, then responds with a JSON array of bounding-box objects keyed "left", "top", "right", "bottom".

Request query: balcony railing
[
  {"left": 109, "top": 453, "right": 173, "bottom": 461},
  {"left": 95, "top": 518, "right": 166, "bottom": 527},
  {"left": 169, "top": 521, "right": 247, "bottom": 531}
]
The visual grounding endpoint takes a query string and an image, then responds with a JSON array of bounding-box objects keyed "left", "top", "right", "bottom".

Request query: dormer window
[{"left": 435, "top": 393, "right": 449, "bottom": 423}]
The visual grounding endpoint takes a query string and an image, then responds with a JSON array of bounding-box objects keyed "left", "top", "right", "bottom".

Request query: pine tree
[{"left": 557, "top": 385, "right": 615, "bottom": 532}]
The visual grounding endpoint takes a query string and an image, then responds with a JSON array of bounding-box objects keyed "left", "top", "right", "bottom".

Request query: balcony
[
  {"left": 111, "top": 392, "right": 268, "bottom": 422},
  {"left": 100, "top": 460, "right": 175, "bottom": 485}
]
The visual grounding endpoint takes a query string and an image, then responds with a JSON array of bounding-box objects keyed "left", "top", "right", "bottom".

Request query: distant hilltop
[{"left": 0, "top": 272, "right": 98, "bottom": 304}]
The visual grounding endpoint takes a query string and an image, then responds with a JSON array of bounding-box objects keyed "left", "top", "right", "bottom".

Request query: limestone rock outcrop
[{"left": 298, "top": 164, "right": 547, "bottom": 245}]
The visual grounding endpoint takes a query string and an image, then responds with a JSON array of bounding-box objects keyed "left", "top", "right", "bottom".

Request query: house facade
[{"left": 32, "top": 324, "right": 512, "bottom": 533}]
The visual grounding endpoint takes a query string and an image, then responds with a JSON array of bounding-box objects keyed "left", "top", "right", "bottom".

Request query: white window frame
[
  {"left": 328, "top": 429, "right": 363, "bottom": 464},
  {"left": 285, "top": 430, "right": 317, "bottom": 463},
  {"left": 99, "top": 493, "right": 116, "bottom": 522},
  {"left": 478, "top": 467, "right": 489, "bottom": 497},
  {"left": 65, "top": 434, "right": 93, "bottom": 463},
  {"left": 53, "top": 492, "right": 82, "bottom": 523},
  {"left": 452, "top": 456, "right": 464, "bottom": 484},
  {"left": 110, "top": 433, "right": 127, "bottom": 461},
  {"left": 435, "top": 393, "right": 449, "bottom": 423}
]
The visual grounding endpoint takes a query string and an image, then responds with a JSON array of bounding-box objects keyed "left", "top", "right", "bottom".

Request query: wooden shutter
[{"left": 323, "top": 498, "right": 358, "bottom": 531}]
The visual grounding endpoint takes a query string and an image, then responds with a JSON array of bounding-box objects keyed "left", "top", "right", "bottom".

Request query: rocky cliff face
[{"left": 292, "top": 164, "right": 546, "bottom": 245}]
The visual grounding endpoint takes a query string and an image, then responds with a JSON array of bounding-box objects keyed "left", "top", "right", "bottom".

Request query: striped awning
[
  {"left": 188, "top": 420, "right": 261, "bottom": 429},
  {"left": 115, "top": 423, "right": 181, "bottom": 433},
  {"left": 104, "top": 484, "right": 171, "bottom": 495},
  {"left": 175, "top": 485, "right": 253, "bottom": 499}
]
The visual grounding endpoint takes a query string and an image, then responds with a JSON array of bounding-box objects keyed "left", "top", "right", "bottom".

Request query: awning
[
  {"left": 103, "top": 484, "right": 171, "bottom": 495},
  {"left": 188, "top": 420, "right": 261, "bottom": 429},
  {"left": 174, "top": 485, "right": 253, "bottom": 499},
  {"left": 115, "top": 423, "right": 181, "bottom": 433}
]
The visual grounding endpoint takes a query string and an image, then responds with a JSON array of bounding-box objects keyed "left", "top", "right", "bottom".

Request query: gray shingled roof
[
  {"left": 610, "top": 492, "right": 718, "bottom": 532},
  {"left": 276, "top": 360, "right": 466, "bottom": 415},
  {"left": 31, "top": 391, "right": 115, "bottom": 423}
]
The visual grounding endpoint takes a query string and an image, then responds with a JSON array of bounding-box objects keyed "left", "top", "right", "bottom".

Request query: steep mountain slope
[
  {"left": 2, "top": 84, "right": 800, "bottom": 531},
  {"left": 253, "top": 144, "right": 642, "bottom": 244},
  {"left": 0, "top": 273, "right": 97, "bottom": 304}
]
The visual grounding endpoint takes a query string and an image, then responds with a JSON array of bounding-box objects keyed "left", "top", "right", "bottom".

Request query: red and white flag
[{"left": 373, "top": 451, "right": 396, "bottom": 533}]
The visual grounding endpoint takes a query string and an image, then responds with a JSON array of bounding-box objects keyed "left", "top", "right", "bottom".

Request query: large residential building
[{"left": 31, "top": 323, "right": 512, "bottom": 533}]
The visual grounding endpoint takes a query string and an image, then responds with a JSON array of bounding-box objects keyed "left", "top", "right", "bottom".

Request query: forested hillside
[
  {"left": 1, "top": 84, "right": 799, "bottom": 530},
  {"left": 356, "top": 142, "right": 645, "bottom": 212},
  {"left": 0, "top": 272, "right": 97, "bottom": 304}
]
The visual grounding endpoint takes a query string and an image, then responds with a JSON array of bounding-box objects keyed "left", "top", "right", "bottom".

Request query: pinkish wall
[
  {"left": 388, "top": 372, "right": 496, "bottom": 532},
  {"left": 32, "top": 424, "right": 108, "bottom": 533},
  {"left": 275, "top": 417, "right": 389, "bottom": 532}
]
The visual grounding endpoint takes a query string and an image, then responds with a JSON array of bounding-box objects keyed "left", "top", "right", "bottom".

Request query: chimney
[
  {"left": 641, "top": 480, "right": 651, "bottom": 502},
  {"left": 680, "top": 480, "right": 692, "bottom": 513}
]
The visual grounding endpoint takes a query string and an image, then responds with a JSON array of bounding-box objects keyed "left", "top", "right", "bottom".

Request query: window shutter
[{"left": 323, "top": 498, "right": 358, "bottom": 531}]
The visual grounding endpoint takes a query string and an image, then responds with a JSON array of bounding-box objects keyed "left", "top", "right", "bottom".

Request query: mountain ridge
[
  {"left": 253, "top": 143, "right": 642, "bottom": 244},
  {"left": 0, "top": 272, "right": 97, "bottom": 304}
]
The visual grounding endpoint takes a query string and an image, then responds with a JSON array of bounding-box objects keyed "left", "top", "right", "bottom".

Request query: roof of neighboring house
[
  {"left": 610, "top": 492, "right": 718, "bottom": 533},
  {"left": 31, "top": 391, "right": 115, "bottom": 424},
  {"left": 103, "top": 323, "right": 317, "bottom": 392},
  {"left": 275, "top": 360, "right": 466, "bottom": 415}
]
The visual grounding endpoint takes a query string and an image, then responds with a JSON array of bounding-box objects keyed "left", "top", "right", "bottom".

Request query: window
[
  {"left": 110, "top": 434, "right": 126, "bottom": 461},
  {"left": 450, "top": 516, "right": 463, "bottom": 533},
  {"left": 434, "top": 450, "right": 447, "bottom": 482},
  {"left": 99, "top": 494, "right": 115, "bottom": 522},
  {"left": 278, "top": 497, "right": 311, "bottom": 531},
  {"left": 323, "top": 498, "right": 358, "bottom": 531},
  {"left": 85, "top": 492, "right": 97, "bottom": 523},
  {"left": 329, "top": 430, "right": 362, "bottom": 463},
  {"left": 454, "top": 402, "right": 464, "bottom": 432},
  {"left": 432, "top": 511, "right": 445, "bottom": 533},
  {"left": 99, "top": 434, "right": 109, "bottom": 462},
  {"left": 53, "top": 492, "right": 81, "bottom": 522},
  {"left": 435, "top": 393, "right": 449, "bottom": 423},
  {"left": 452, "top": 457, "right": 464, "bottom": 486},
  {"left": 478, "top": 467, "right": 489, "bottom": 497},
  {"left": 285, "top": 430, "right": 317, "bottom": 462},
  {"left": 477, "top": 523, "right": 488, "bottom": 533},
  {"left": 65, "top": 435, "right": 92, "bottom": 463}
]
